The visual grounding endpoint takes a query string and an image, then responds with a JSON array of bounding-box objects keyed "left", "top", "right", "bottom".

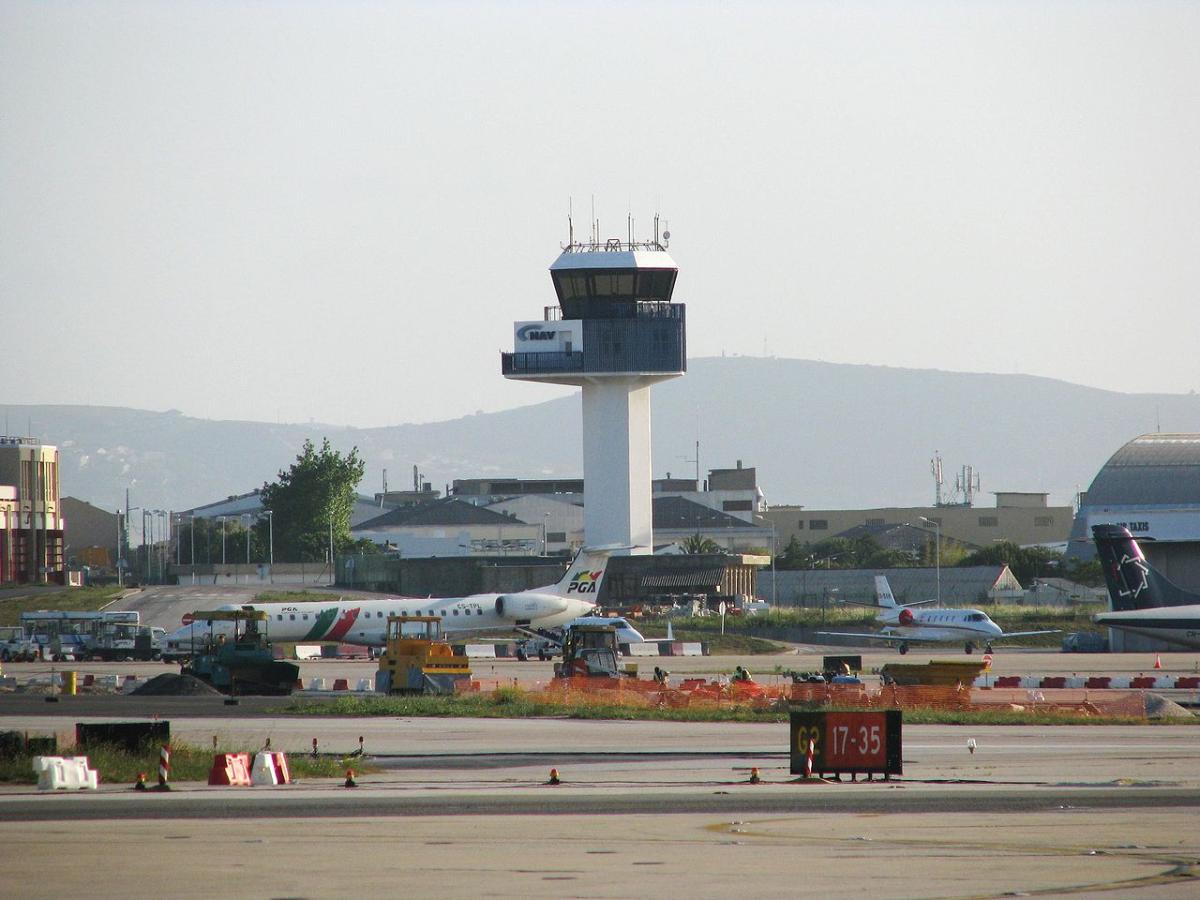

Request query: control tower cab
[{"left": 502, "top": 222, "right": 686, "bottom": 553}]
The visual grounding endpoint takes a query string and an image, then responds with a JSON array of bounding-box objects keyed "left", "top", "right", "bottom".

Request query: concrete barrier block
[
  {"left": 680, "top": 642, "right": 704, "bottom": 657},
  {"left": 307, "top": 677, "right": 327, "bottom": 692},
  {"left": 464, "top": 644, "right": 497, "bottom": 658}
]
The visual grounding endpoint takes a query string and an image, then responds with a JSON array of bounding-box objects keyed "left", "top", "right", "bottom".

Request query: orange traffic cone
[
  {"left": 547, "top": 768, "right": 561, "bottom": 785},
  {"left": 344, "top": 769, "right": 358, "bottom": 788},
  {"left": 748, "top": 767, "right": 761, "bottom": 785},
  {"left": 1154, "top": 654, "right": 1163, "bottom": 670}
]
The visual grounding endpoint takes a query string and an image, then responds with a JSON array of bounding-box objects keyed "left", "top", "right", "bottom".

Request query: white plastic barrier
[
  {"left": 626, "top": 643, "right": 663, "bottom": 657},
  {"left": 355, "top": 678, "right": 374, "bottom": 692},
  {"left": 306, "top": 677, "right": 327, "bottom": 692},
  {"left": 34, "top": 756, "right": 98, "bottom": 791},
  {"left": 251, "top": 751, "right": 292, "bottom": 786},
  {"left": 464, "top": 644, "right": 497, "bottom": 658},
  {"left": 679, "top": 642, "right": 704, "bottom": 657},
  {"left": 294, "top": 645, "right": 323, "bottom": 661},
  {"left": 1109, "top": 676, "right": 1132, "bottom": 689},
  {"left": 94, "top": 674, "right": 120, "bottom": 690}
]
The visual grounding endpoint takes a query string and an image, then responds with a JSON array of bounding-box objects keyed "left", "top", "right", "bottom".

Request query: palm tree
[{"left": 682, "top": 533, "right": 721, "bottom": 554}]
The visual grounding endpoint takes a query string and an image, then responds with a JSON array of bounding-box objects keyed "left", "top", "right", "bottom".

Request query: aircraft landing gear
[
  {"left": 985, "top": 643, "right": 994, "bottom": 654},
  {"left": 898, "top": 642, "right": 909, "bottom": 655},
  {"left": 964, "top": 641, "right": 976, "bottom": 654}
]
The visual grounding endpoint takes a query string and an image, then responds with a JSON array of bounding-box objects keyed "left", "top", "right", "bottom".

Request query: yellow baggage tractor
[{"left": 375, "top": 616, "right": 471, "bottom": 695}]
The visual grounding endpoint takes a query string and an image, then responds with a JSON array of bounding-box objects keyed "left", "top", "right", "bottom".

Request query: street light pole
[
  {"left": 188, "top": 514, "right": 196, "bottom": 585},
  {"left": 264, "top": 510, "right": 274, "bottom": 584},
  {"left": 920, "top": 516, "right": 941, "bottom": 604},
  {"left": 770, "top": 519, "right": 777, "bottom": 606},
  {"left": 220, "top": 516, "right": 227, "bottom": 568}
]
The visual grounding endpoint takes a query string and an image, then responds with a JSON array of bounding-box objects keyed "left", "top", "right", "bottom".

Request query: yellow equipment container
[
  {"left": 880, "top": 659, "right": 988, "bottom": 686},
  {"left": 376, "top": 616, "right": 471, "bottom": 695}
]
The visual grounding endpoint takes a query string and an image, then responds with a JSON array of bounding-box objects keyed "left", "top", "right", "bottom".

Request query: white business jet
[{"left": 817, "top": 575, "right": 1057, "bottom": 654}]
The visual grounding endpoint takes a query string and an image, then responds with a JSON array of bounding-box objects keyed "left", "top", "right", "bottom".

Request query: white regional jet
[
  {"left": 163, "top": 546, "right": 616, "bottom": 659},
  {"left": 817, "top": 575, "right": 1058, "bottom": 655}
]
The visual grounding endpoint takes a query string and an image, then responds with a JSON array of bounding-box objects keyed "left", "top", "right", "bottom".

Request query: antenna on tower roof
[{"left": 568, "top": 197, "right": 574, "bottom": 247}]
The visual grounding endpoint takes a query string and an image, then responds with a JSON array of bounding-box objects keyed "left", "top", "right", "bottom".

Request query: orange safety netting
[{"left": 462, "top": 676, "right": 1154, "bottom": 718}]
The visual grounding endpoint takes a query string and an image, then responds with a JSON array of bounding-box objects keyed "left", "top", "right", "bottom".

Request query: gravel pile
[{"left": 130, "top": 673, "right": 222, "bottom": 696}]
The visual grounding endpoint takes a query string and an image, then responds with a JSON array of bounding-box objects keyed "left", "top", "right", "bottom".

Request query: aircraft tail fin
[
  {"left": 1091, "top": 524, "right": 1199, "bottom": 610},
  {"left": 541, "top": 544, "right": 627, "bottom": 601},
  {"left": 873, "top": 575, "right": 898, "bottom": 609}
]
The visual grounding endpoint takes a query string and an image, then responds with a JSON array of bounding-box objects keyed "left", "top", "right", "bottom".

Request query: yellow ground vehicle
[{"left": 375, "top": 616, "right": 472, "bottom": 695}]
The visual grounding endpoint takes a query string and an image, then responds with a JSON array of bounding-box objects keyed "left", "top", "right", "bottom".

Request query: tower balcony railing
[
  {"left": 502, "top": 351, "right": 585, "bottom": 376},
  {"left": 503, "top": 313, "right": 686, "bottom": 377}
]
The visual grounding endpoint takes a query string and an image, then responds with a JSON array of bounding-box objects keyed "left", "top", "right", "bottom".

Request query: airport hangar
[{"left": 1067, "top": 433, "right": 1200, "bottom": 650}]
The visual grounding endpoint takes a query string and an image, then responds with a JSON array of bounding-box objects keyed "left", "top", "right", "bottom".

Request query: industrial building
[
  {"left": 762, "top": 491, "right": 1074, "bottom": 553},
  {"left": 0, "top": 437, "right": 65, "bottom": 584},
  {"left": 1067, "top": 433, "right": 1200, "bottom": 651},
  {"left": 1068, "top": 434, "right": 1200, "bottom": 589}
]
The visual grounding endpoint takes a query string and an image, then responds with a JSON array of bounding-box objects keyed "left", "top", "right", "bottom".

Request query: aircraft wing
[
  {"left": 814, "top": 631, "right": 902, "bottom": 641},
  {"left": 996, "top": 629, "right": 1061, "bottom": 639}
]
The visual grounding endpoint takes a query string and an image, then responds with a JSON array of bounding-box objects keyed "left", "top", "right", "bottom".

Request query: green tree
[
  {"left": 259, "top": 439, "right": 366, "bottom": 562},
  {"left": 957, "top": 541, "right": 1064, "bottom": 586},
  {"left": 681, "top": 533, "right": 722, "bottom": 554}
]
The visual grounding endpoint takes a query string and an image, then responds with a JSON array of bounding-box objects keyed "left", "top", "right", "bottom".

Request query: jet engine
[{"left": 494, "top": 593, "right": 570, "bottom": 621}]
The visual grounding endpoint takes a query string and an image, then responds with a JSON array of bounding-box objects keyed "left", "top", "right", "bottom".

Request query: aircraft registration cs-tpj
[{"left": 163, "top": 545, "right": 617, "bottom": 659}]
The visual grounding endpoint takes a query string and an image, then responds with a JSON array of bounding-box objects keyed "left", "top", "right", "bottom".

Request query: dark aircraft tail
[{"left": 1091, "top": 524, "right": 1199, "bottom": 611}]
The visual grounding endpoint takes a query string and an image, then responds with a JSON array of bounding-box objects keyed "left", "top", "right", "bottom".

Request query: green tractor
[{"left": 181, "top": 609, "right": 299, "bottom": 696}]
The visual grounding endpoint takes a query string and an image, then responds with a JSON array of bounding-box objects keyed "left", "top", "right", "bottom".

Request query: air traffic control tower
[{"left": 502, "top": 222, "right": 685, "bottom": 553}]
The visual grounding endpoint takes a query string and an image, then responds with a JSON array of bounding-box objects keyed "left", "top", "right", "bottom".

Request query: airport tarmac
[
  {"left": 0, "top": 714, "right": 1197, "bottom": 898},
  {"left": 4, "top": 586, "right": 1197, "bottom": 896}
]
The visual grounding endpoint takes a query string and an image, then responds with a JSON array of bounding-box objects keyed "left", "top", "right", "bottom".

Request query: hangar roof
[{"left": 1085, "top": 434, "right": 1200, "bottom": 506}]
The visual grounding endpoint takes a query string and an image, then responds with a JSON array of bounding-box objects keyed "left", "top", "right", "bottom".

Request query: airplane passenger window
[
  {"left": 453, "top": 609, "right": 459, "bottom": 615},
  {"left": 289, "top": 614, "right": 295, "bottom": 621},
  {"left": 302, "top": 614, "right": 308, "bottom": 621},
  {"left": 277, "top": 615, "right": 283, "bottom": 621}
]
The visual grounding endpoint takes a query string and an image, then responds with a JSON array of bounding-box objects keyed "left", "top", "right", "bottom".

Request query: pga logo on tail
[{"left": 567, "top": 570, "right": 603, "bottom": 594}]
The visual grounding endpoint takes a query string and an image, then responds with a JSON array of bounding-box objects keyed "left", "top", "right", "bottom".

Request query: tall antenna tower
[
  {"left": 930, "top": 452, "right": 944, "bottom": 507},
  {"left": 955, "top": 465, "right": 981, "bottom": 507}
]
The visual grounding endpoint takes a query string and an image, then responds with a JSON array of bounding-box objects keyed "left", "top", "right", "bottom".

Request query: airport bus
[{"left": 13, "top": 610, "right": 141, "bottom": 661}]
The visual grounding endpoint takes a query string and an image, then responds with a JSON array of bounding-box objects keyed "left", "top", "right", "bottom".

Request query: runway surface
[{"left": 3, "top": 585, "right": 1198, "bottom": 897}]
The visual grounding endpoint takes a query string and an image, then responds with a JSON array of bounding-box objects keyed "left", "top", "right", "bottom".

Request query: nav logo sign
[
  {"left": 567, "top": 570, "right": 603, "bottom": 594},
  {"left": 517, "top": 324, "right": 557, "bottom": 341},
  {"left": 1118, "top": 553, "right": 1149, "bottom": 599}
]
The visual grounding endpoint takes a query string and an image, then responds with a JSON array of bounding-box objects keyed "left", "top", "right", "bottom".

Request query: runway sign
[{"left": 789, "top": 709, "right": 903, "bottom": 778}]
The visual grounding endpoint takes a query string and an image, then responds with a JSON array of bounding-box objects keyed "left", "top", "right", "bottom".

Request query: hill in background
[{"left": 5, "top": 357, "right": 1199, "bottom": 513}]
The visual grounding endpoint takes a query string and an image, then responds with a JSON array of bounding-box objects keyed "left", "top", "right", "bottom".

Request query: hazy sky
[{"left": 3, "top": 2, "right": 1197, "bottom": 428}]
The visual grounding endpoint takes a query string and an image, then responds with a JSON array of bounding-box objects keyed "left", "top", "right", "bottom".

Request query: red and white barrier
[{"left": 209, "top": 752, "right": 253, "bottom": 786}]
